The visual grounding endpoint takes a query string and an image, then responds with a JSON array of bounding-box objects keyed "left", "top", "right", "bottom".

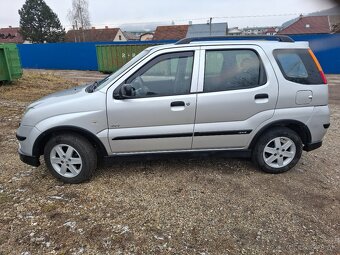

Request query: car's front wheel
[
  {"left": 44, "top": 133, "right": 97, "bottom": 183},
  {"left": 252, "top": 127, "right": 303, "bottom": 174}
]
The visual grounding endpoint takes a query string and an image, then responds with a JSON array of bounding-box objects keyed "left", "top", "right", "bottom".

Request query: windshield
[{"left": 93, "top": 49, "right": 151, "bottom": 91}]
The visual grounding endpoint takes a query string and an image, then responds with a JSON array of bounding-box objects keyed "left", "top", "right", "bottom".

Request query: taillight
[{"left": 308, "top": 49, "right": 327, "bottom": 84}]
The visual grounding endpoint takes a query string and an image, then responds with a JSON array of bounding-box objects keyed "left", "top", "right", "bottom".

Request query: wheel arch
[
  {"left": 249, "top": 119, "right": 311, "bottom": 149},
  {"left": 32, "top": 126, "right": 108, "bottom": 157}
]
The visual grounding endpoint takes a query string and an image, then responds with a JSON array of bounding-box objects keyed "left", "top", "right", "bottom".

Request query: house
[
  {"left": 278, "top": 15, "right": 333, "bottom": 34},
  {"left": 242, "top": 26, "right": 280, "bottom": 35},
  {"left": 123, "top": 31, "right": 139, "bottom": 41},
  {"left": 153, "top": 22, "right": 228, "bottom": 40},
  {"left": 228, "top": 27, "right": 243, "bottom": 36},
  {"left": 264, "top": 27, "right": 280, "bottom": 35},
  {"left": 153, "top": 25, "right": 189, "bottom": 40},
  {"left": 0, "top": 26, "right": 24, "bottom": 44},
  {"left": 329, "top": 15, "right": 340, "bottom": 33},
  {"left": 243, "top": 27, "right": 267, "bottom": 35},
  {"left": 140, "top": 32, "right": 154, "bottom": 41},
  {"left": 186, "top": 23, "right": 228, "bottom": 37},
  {"left": 65, "top": 27, "right": 127, "bottom": 42}
]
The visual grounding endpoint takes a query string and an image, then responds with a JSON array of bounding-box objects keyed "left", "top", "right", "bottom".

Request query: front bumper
[
  {"left": 18, "top": 150, "right": 40, "bottom": 167},
  {"left": 303, "top": 141, "right": 322, "bottom": 152}
]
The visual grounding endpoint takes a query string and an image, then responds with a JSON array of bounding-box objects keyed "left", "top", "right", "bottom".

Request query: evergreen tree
[{"left": 18, "top": 0, "right": 65, "bottom": 43}]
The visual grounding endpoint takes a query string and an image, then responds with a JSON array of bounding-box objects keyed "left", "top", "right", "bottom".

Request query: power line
[{"left": 64, "top": 12, "right": 304, "bottom": 29}]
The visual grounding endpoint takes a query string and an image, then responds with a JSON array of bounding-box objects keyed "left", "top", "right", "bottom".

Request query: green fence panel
[
  {"left": 0, "top": 43, "right": 22, "bottom": 82},
  {"left": 96, "top": 44, "right": 158, "bottom": 73}
]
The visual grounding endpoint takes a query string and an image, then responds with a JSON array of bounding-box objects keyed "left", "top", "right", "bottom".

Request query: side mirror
[
  {"left": 114, "top": 84, "right": 135, "bottom": 99},
  {"left": 122, "top": 84, "right": 134, "bottom": 97}
]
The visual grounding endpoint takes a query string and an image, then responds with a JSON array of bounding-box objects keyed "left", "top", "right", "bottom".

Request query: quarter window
[
  {"left": 203, "top": 49, "right": 267, "bottom": 93},
  {"left": 274, "top": 49, "right": 324, "bottom": 84}
]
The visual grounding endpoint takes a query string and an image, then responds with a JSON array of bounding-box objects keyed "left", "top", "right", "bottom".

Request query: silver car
[{"left": 17, "top": 36, "right": 330, "bottom": 183}]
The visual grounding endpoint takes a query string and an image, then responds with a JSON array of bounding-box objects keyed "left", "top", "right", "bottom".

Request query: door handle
[
  {"left": 254, "top": 93, "right": 269, "bottom": 100},
  {"left": 171, "top": 101, "right": 185, "bottom": 107}
]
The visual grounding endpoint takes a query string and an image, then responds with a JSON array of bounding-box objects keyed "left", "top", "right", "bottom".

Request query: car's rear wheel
[
  {"left": 252, "top": 127, "right": 302, "bottom": 173},
  {"left": 44, "top": 133, "right": 97, "bottom": 183}
]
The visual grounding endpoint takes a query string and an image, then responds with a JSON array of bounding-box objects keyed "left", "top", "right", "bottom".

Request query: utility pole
[
  {"left": 209, "top": 17, "right": 212, "bottom": 36},
  {"left": 73, "top": 24, "right": 77, "bottom": 42}
]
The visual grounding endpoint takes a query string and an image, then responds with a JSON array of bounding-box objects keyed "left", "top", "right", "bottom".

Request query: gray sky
[{"left": 0, "top": 0, "right": 337, "bottom": 30}]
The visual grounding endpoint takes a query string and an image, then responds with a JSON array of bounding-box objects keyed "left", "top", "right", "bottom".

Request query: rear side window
[
  {"left": 274, "top": 49, "right": 323, "bottom": 84},
  {"left": 203, "top": 49, "right": 267, "bottom": 93}
]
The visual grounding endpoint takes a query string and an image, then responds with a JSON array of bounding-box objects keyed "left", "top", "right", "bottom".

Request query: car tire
[
  {"left": 252, "top": 127, "right": 302, "bottom": 174},
  {"left": 44, "top": 133, "right": 97, "bottom": 183}
]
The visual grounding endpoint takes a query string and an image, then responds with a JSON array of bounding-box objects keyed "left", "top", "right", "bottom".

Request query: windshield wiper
[{"left": 86, "top": 75, "right": 111, "bottom": 93}]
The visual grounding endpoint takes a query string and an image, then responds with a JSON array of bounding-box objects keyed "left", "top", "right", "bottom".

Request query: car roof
[{"left": 148, "top": 40, "right": 310, "bottom": 53}]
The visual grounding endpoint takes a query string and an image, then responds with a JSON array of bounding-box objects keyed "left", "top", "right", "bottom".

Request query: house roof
[
  {"left": 0, "top": 27, "right": 24, "bottom": 44},
  {"left": 279, "top": 16, "right": 331, "bottom": 34},
  {"left": 123, "top": 31, "right": 139, "bottom": 41},
  {"left": 153, "top": 25, "right": 189, "bottom": 40},
  {"left": 65, "top": 28, "right": 122, "bottom": 42},
  {"left": 186, "top": 23, "right": 228, "bottom": 37}
]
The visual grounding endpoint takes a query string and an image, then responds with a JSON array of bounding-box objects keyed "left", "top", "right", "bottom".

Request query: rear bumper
[
  {"left": 18, "top": 150, "right": 40, "bottom": 167},
  {"left": 303, "top": 141, "right": 322, "bottom": 152}
]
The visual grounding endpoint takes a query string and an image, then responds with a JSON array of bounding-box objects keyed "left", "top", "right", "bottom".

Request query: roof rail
[{"left": 175, "top": 35, "right": 294, "bottom": 44}]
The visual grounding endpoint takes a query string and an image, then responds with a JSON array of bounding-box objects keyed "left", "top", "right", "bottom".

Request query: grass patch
[
  {"left": 0, "top": 71, "right": 78, "bottom": 103},
  {"left": 41, "top": 203, "right": 59, "bottom": 213},
  {"left": 0, "top": 193, "right": 11, "bottom": 204}
]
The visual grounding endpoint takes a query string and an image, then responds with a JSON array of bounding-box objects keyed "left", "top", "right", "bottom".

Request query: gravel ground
[{"left": 0, "top": 70, "right": 339, "bottom": 254}]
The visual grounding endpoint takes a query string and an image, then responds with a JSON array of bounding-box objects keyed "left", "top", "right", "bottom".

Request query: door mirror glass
[{"left": 118, "top": 84, "right": 135, "bottom": 99}]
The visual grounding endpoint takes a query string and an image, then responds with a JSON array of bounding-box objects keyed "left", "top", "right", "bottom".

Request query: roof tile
[
  {"left": 65, "top": 28, "right": 121, "bottom": 42},
  {"left": 279, "top": 16, "right": 331, "bottom": 34},
  {"left": 0, "top": 27, "right": 24, "bottom": 44},
  {"left": 153, "top": 25, "right": 189, "bottom": 40}
]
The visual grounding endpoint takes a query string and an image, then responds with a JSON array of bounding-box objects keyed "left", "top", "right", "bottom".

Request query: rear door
[{"left": 193, "top": 45, "right": 279, "bottom": 149}]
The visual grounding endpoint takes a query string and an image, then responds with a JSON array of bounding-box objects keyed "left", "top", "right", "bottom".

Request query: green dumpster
[
  {"left": 96, "top": 44, "right": 158, "bottom": 73},
  {"left": 0, "top": 43, "right": 22, "bottom": 82}
]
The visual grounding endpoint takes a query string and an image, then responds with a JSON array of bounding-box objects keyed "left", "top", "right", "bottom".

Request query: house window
[{"left": 119, "top": 35, "right": 122, "bottom": 40}]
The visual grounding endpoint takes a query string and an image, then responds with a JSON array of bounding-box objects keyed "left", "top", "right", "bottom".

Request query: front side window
[
  {"left": 203, "top": 49, "right": 267, "bottom": 93},
  {"left": 124, "top": 51, "right": 194, "bottom": 98}
]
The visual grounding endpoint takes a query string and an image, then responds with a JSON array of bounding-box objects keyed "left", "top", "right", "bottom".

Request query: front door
[{"left": 107, "top": 50, "right": 199, "bottom": 153}]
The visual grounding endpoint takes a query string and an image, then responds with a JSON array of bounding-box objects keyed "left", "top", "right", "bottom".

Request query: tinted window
[
  {"left": 125, "top": 52, "right": 194, "bottom": 98},
  {"left": 274, "top": 49, "right": 323, "bottom": 84},
  {"left": 203, "top": 49, "right": 267, "bottom": 93}
]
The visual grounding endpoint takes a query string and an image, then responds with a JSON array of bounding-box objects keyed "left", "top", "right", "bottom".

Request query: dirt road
[{"left": 0, "top": 70, "right": 339, "bottom": 254}]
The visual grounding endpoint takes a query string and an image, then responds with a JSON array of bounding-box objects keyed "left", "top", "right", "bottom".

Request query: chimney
[{"left": 105, "top": 26, "right": 108, "bottom": 29}]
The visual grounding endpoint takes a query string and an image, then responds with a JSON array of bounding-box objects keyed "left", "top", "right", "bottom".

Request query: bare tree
[{"left": 67, "top": 0, "right": 91, "bottom": 42}]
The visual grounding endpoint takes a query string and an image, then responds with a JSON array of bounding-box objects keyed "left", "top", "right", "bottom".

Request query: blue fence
[
  {"left": 290, "top": 34, "right": 340, "bottom": 74},
  {"left": 17, "top": 40, "right": 176, "bottom": 71},
  {"left": 17, "top": 34, "right": 340, "bottom": 74}
]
